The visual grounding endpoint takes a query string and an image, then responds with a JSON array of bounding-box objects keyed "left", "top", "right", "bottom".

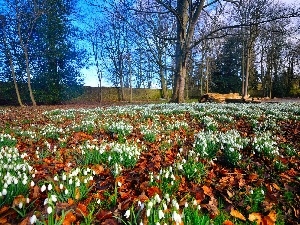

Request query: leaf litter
[{"left": 0, "top": 103, "right": 299, "bottom": 224}]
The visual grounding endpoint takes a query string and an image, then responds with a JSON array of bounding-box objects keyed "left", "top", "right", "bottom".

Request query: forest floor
[{"left": 0, "top": 101, "right": 299, "bottom": 225}]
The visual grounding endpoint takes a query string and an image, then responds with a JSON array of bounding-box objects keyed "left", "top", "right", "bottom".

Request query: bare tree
[
  {"left": 2, "top": 0, "right": 47, "bottom": 106},
  {"left": 0, "top": 14, "right": 24, "bottom": 106}
]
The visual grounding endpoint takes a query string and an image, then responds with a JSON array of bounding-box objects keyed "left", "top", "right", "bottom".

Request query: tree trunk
[
  {"left": 2, "top": 29, "right": 24, "bottom": 107},
  {"left": 24, "top": 48, "right": 37, "bottom": 106},
  {"left": 171, "top": 0, "right": 189, "bottom": 103},
  {"left": 159, "top": 65, "right": 167, "bottom": 99},
  {"left": 17, "top": 22, "right": 36, "bottom": 106},
  {"left": 206, "top": 57, "right": 210, "bottom": 94},
  {"left": 244, "top": 46, "right": 251, "bottom": 98},
  {"left": 241, "top": 43, "right": 245, "bottom": 96}
]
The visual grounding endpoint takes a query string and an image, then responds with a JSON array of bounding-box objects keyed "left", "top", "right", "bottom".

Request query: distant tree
[
  {"left": 32, "top": 0, "right": 85, "bottom": 104},
  {"left": 211, "top": 34, "right": 243, "bottom": 93},
  {"left": 0, "top": 14, "right": 23, "bottom": 106}
]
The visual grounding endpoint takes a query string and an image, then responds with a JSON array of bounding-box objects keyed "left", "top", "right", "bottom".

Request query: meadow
[{"left": 0, "top": 102, "right": 299, "bottom": 225}]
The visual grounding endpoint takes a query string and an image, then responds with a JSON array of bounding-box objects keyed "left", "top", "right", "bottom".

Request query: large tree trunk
[
  {"left": 170, "top": 0, "right": 205, "bottom": 103},
  {"left": 171, "top": 0, "right": 189, "bottom": 103}
]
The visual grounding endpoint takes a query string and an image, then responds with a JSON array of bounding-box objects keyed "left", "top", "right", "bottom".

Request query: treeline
[
  {"left": 0, "top": 0, "right": 85, "bottom": 105},
  {"left": 80, "top": 0, "right": 300, "bottom": 102},
  {"left": 1, "top": 0, "right": 300, "bottom": 106}
]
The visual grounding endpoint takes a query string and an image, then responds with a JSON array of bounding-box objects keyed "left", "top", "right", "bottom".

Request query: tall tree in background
[
  {"left": 154, "top": 0, "right": 207, "bottom": 102},
  {"left": 0, "top": 14, "right": 23, "bottom": 106},
  {"left": 212, "top": 34, "right": 243, "bottom": 93},
  {"left": 33, "top": 0, "right": 84, "bottom": 104}
]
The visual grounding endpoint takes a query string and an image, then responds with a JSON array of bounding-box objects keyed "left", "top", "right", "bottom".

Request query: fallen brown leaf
[
  {"left": 223, "top": 220, "right": 234, "bottom": 225},
  {"left": 202, "top": 185, "right": 213, "bottom": 197},
  {"left": 249, "top": 212, "right": 262, "bottom": 224},
  {"left": 230, "top": 208, "right": 246, "bottom": 221}
]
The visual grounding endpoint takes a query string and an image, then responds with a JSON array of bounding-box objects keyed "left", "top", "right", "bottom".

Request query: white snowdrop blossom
[
  {"left": 124, "top": 209, "right": 130, "bottom": 218},
  {"left": 41, "top": 184, "right": 46, "bottom": 192},
  {"left": 172, "top": 211, "right": 182, "bottom": 224},
  {"left": 158, "top": 209, "right": 164, "bottom": 219},
  {"left": 47, "top": 206, "right": 53, "bottom": 214},
  {"left": 51, "top": 195, "right": 57, "bottom": 202},
  {"left": 154, "top": 194, "right": 161, "bottom": 203},
  {"left": 30, "top": 215, "right": 37, "bottom": 224},
  {"left": 48, "top": 183, "right": 53, "bottom": 191},
  {"left": 146, "top": 208, "right": 151, "bottom": 217},
  {"left": 0, "top": 189, "right": 6, "bottom": 196}
]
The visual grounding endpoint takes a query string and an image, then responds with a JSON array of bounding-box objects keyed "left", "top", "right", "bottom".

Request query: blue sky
[{"left": 81, "top": 0, "right": 299, "bottom": 88}]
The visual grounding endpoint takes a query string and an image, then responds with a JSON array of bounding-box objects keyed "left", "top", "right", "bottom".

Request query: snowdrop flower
[
  {"left": 51, "top": 195, "right": 57, "bottom": 202},
  {"left": 154, "top": 194, "right": 161, "bottom": 203},
  {"left": 165, "top": 171, "right": 169, "bottom": 179},
  {"left": 158, "top": 209, "right": 164, "bottom": 219},
  {"left": 172, "top": 199, "right": 179, "bottom": 210},
  {"left": 59, "top": 183, "right": 64, "bottom": 189},
  {"left": 172, "top": 211, "right": 182, "bottom": 224},
  {"left": 138, "top": 201, "right": 144, "bottom": 209},
  {"left": 171, "top": 174, "right": 176, "bottom": 180},
  {"left": 47, "top": 206, "right": 53, "bottom": 214},
  {"left": 62, "top": 174, "right": 67, "bottom": 181},
  {"left": 146, "top": 208, "right": 151, "bottom": 217},
  {"left": 193, "top": 199, "right": 197, "bottom": 206},
  {"left": 163, "top": 202, "right": 167, "bottom": 211},
  {"left": 53, "top": 176, "right": 58, "bottom": 181},
  {"left": 30, "top": 215, "right": 37, "bottom": 224},
  {"left": 65, "top": 189, "right": 69, "bottom": 195},
  {"left": 44, "top": 198, "right": 48, "bottom": 205},
  {"left": 117, "top": 181, "right": 122, "bottom": 187},
  {"left": 30, "top": 181, "right": 35, "bottom": 187},
  {"left": 148, "top": 201, "right": 153, "bottom": 209},
  {"left": 48, "top": 183, "right": 53, "bottom": 191},
  {"left": 18, "top": 202, "right": 23, "bottom": 209},
  {"left": 261, "top": 189, "right": 265, "bottom": 195},
  {"left": 185, "top": 202, "right": 188, "bottom": 208},
  {"left": 124, "top": 209, "right": 130, "bottom": 219},
  {"left": 40, "top": 185, "right": 46, "bottom": 192}
]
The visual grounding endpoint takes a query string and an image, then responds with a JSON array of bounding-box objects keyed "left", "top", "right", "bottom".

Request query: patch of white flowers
[
  {"left": 0, "top": 145, "right": 35, "bottom": 206},
  {"left": 253, "top": 131, "right": 279, "bottom": 158}
]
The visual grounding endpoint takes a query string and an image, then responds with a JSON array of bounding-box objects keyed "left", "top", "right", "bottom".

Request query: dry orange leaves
[{"left": 249, "top": 211, "right": 277, "bottom": 225}]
